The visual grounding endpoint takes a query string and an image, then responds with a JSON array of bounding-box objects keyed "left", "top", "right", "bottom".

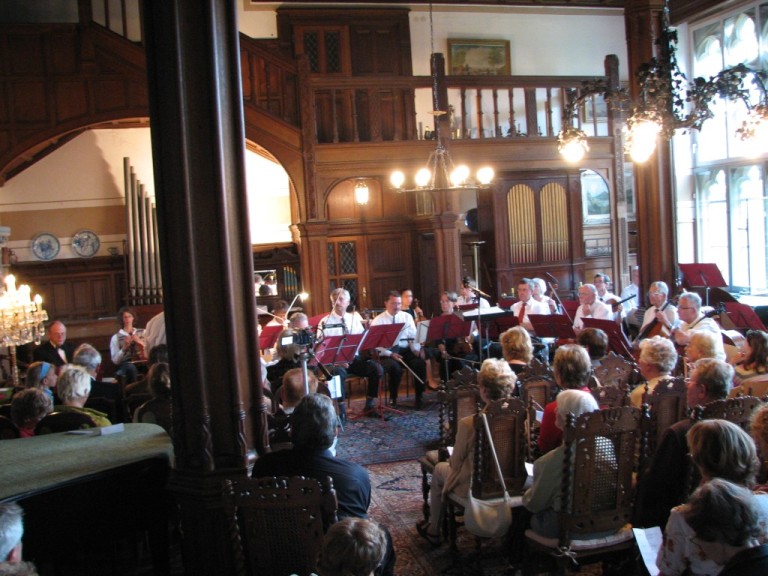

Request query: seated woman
[
  {"left": 537, "top": 344, "right": 593, "bottom": 455},
  {"left": 500, "top": 326, "right": 534, "bottom": 378},
  {"left": 686, "top": 331, "right": 727, "bottom": 364},
  {"left": 316, "top": 517, "right": 388, "bottom": 576},
  {"left": 416, "top": 358, "right": 516, "bottom": 546},
  {"left": 133, "top": 362, "right": 172, "bottom": 434},
  {"left": 682, "top": 479, "right": 768, "bottom": 576},
  {"left": 55, "top": 365, "right": 112, "bottom": 427},
  {"left": 523, "top": 389, "right": 611, "bottom": 538},
  {"left": 424, "top": 291, "right": 476, "bottom": 383},
  {"left": 731, "top": 330, "right": 768, "bottom": 394},
  {"left": 657, "top": 419, "right": 768, "bottom": 576},
  {"left": 10, "top": 387, "right": 52, "bottom": 437},
  {"left": 750, "top": 404, "right": 768, "bottom": 486},
  {"left": 629, "top": 336, "right": 678, "bottom": 408},
  {"left": 109, "top": 306, "right": 146, "bottom": 385}
]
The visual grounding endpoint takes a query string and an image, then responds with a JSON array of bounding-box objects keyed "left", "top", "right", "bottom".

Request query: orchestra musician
[
  {"left": 594, "top": 273, "right": 623, "bottom": 322},
  {"left": 457, "top": 277, "right": 490, "bottom": 309},
  {"left": 635, "top": 281, "right": 679, "bottom": 343},
  {"left": 511, "top": 279, "right": 550, "bottom": 332},
  {"left": 532, "top": 278, "right": 558, "bottom": 314},
  {"left": 423, "top": 291, "right": 477, "bottom": 383},
  {"left": 370, "top": 291, "right": 428, "bottom": 410},
  {"left": 266, "top": 300, "right": 290, "bottom": 327},
  {"left": 572, "top": 284, "right": 612, "bottom": 335},
  {"left": 673, "top": 292, "right": 723, "bottom": 351},
  {"left": 318, "top": 288, "right": 383, "bottom": 420},
  {"left": 401, "top": 289, "right": 425, "bottom": 323},
  {"left": 621, "top": 266, "right": 641, "bottom": 311}
]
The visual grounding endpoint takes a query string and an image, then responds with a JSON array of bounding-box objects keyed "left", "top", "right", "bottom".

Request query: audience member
[
  {"left": 657, "top": 419, "right": 768, "bottom": 576},
  {"left": 523, "top": 390, "right": 610, "bottom": 538},
  {"left": 0, "top": 503, "right": 38, "bottom": 576},
  {"left": 731, "top": 330, "right": 768, "bottom": 392},
  {"left": 537, "top": 345, "right": 593, "bottom": 454},
  {"left": 55, "top": 364, "right": 111, "bottom": 427},
  {"left": 23, "top": 362, "right": 57, "bottom": 403},
  {"left": 109, "top": 306, "right": 145, "bottom": 384},
  {"left": 630, "top": 336, "right": 678, "bottom": 408},
  {"left": 686, "top": 331, "right": 726, "bottom": 364},
  {"left": 316, "top": 517, "right": 387, "bottom": 576},
  {"left": 32, "top": 320, "right": 74, "bottom": 368},
  {"left": 417, "top": 359, "right": 516, "bottom": 546},
  {"left": 500, "top": 326, "right": 534, "bottom": 376},
  {"left": 133, "top": 362, "right": 172, "bottom": 434},
  {"left": 576, "top": 327, "right": 609, "bottom": 367},
  {"left": 633, "top": 358, "right": 732, "bottom": 528},
  {"left": 266, "top": 329, "right": 302, "bottom": 387},
  {"left": 269, "top": 368, "right": 319, "bottom": 449},
  {"left": 750, "top": 403, "right": 768, "bottom": 486},
  {"left": 72, "top": 343, "right": 119, "bottom": 404},
  {"left": 10, "top": 388, "right": 52, "bottom": 437},
  {"left": 682, "top": 479, "right": 768, "bottom": 576},
  {"left": 251, "top": 394, "right": 395, "bottom": 575}
]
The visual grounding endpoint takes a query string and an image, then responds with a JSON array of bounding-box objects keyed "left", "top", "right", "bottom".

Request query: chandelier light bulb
[
  {"left": 477, "top": 166, "right": 494, "bottom": 185},
  {"left": 415, "top": 168, "right": 432, "bottom": 188},
  {"left": 450, "top": 165, "right": 470, "bottom": 187},
  {"left": 561, "top": 139, "right": 587, "bottom": 163},
  {"left": 625, "top": 120, "right": 661, "bottom": 163},
  {"left": 390, "top": 170, "right": 405, "bottom": 190}
]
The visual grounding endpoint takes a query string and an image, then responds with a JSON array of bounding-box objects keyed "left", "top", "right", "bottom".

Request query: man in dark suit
[
  {"left": 251, "top": 394, "right": 394, "bottom": 576},
  {"left": 32, "top": 320, "right": 75, "bottom": 367}
]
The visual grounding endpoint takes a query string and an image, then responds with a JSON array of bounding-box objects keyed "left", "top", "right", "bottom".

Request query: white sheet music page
[{"left": 632, "top": 526, "right": 662, "bottom": 576}]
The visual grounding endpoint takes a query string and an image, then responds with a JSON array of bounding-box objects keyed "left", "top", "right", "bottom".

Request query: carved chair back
[
  {"left": 593, "top": 352, "right": 640, "bottom": 391},
  {"left": 642, "top": 376, "right": 688, "bottom": 460}
]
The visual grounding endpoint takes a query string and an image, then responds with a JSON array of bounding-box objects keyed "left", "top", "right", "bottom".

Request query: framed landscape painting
[{"left": 447, "top": 39, "right": 511, "bottom": 76}]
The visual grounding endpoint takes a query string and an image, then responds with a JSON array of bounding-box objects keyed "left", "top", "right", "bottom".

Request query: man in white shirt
[
  {"left": 370, "top": 291, "right": 427, "bottom": 409},
  {"left": 636, "top": 281, "right": 678, "bottom": 342},
  {"left": 572, "top": 284, "right": 612, "bottom": 334},
  {"left": 673, "top": 291, "right": 724, "bottom": 355},
  {"left": 620, "top": 266, "right": 641, "bottom": 312},
  {"left": 594, "top": 273, "right": 623, "bottom": 322},
  {"left": 511, "top": 278, "right": 550, "bottom": 333},
  {"left": 143, "top": 311, "right": 166, "bottom": 355},
  {"left": 318, "top": 288, "right": 382, "bottom": 419}
]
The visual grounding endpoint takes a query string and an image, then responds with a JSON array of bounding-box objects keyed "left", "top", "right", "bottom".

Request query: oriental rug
[{"left": 336, "top": 392, "right": 442, "bottom": 466}]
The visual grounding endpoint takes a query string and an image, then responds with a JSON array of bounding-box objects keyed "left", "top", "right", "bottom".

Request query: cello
[{"left": 634, "top": 300, "right": 672, "bottom": 343}]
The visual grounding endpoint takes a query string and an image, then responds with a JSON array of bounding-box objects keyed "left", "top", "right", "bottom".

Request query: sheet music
[
  {"left": 461, "top": 305, "right": 506, "bottom": 318},
  {"left": 633, "top": 526, "right": 662, "bottom": 576},
  {"left": 416, "top": 319, "right": 430, "bottom": 344}
]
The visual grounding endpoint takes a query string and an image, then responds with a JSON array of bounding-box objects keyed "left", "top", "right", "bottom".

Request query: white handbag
[{"left": 464, "top": 412, "right": 513, "bottom": 539}]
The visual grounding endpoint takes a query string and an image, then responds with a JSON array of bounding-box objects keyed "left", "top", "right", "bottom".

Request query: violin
[
  {"left": 412, "top": 298, "right": 426, "bottom": 323},
  {"left": 545, "top": 273, "right": 573, "bottom": 324},
  {"left": 603, "top": 294, "right": 635, "bottom": 313}
]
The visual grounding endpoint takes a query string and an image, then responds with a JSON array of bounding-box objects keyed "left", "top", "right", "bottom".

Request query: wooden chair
[
  {"left": 447, "top": 365, "right": 478, "bottom": 387},
  {"left": 85, "top": 396, "right": 118, "bottom": 423},
  {"left": 418, "top": 382, "right": 481, "bottom": 522},
  {"left": 0, "top": 414, "right": 19, "bottom": 439},
  {"left": 692, "top": 395, "right": 764, "bottom": 430},
  {"left": 642, "top": 376, "right": 688, "bottom": 461},
  {"left": 134, "top": 396, "right": 172, "bottom": 434},
  {"left": 524, "top": 406, "right": 645, "bottom": 575},
  {"left": 445, "top": 397, "right": 528, "bottom": 551},
  {"left": 124, "top": 392, "right": 153, "bottom": 423},
  {"left": 593, "top": 352, "right": 640, "bottom": 391},
  {"left": 517, "top": 358, "right": 553, "bottom": 382},
  {"left": 520, "top": 374, "right": 558, "bottom": 461},
  {"left": 591, "top": 385, "right": 630, "bottom": 409},
  {"left": 35, "top": 411, "right": 97, "bottom": 434},
  {"left": 223, "top": 475, "right": 338, "bottom": 576}
]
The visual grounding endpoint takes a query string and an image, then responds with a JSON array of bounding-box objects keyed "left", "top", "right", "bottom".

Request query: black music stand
[
  {"left": 581, "top": 317, "right": 634, "bottom": 359},
  {"left": 356, "top": 323, "right": 406, "bottom": 419},
  {"left": 678, "top": 263, "right": 728, "bottom": 307},
  {"left": 258, "top": 325, "right": 283, "bottom": 351},
  {"left": 723, "top": 302, "right": 767, "bottom": 331},
  {"left": 528, "top": 314, "right": 576, "bottom": 341}
]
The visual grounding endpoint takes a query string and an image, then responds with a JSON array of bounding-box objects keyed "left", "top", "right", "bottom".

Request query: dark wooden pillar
[
  {"left": 142, "top": 1, "right": 267, "bottom": 573},
  {"left": 625, "top": 0, "right": 678, "bottom": 295}
]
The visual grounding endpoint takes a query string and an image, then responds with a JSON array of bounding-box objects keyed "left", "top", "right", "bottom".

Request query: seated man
[
  {"left": 0, "top": 502, "right": 38, "bottom": 575},
  {"left": 269, "top": 368, "right": 319, "bottom": 449},
  {"left": 32, "top": 320, "right": 74, "bottom": 368},
  {"left": 636, "top": 281, "right": 678, "bottom": 343},
  {"left": 511, "top": 278, "right": 550, "bottom": 333},
  {"left": 370, "top": 291, "right": 427, "bottom": 409},
  {"left": 673, "top": 291, "right": 724, "bottom": 358},
  {"left": 251, "top": 394, "right": 395, "bottom": 575},
  {"left": 633, "top": 358, "right": 732, "bottom": 528},
  {"left": 72, "top": 343, "right": 120, "bottom": 407},
  {"left": 572, "top": 284, "right": 612, "bottom": 334}
]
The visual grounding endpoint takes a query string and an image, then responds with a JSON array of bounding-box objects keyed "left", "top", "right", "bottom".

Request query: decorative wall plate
[
  {"left": 71, "top": 229, "right": 100, "bottom": 258},
  {"left": 30, "top": 233, "right": 60, "bottom": 261}
]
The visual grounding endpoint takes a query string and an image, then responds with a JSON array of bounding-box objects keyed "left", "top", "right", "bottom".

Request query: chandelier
[
  {"left": 558, "top": 5, "right": 768, "bottom": 164},
  {"left": 389, "top": 4, "right": 494, "bottom": 192},
  {"left": 0, "top": 274, "right": 48, "bottom": 387}
]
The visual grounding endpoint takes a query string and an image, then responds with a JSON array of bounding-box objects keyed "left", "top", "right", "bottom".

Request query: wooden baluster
[
  {"left": 545, "top": 87, "right": 553, "bottom": 136},
  {"left": 475, "top": 89, "right": 483, "bottom": 138},
  {"left": 460, "top": 88, "right": 468, "bottom": 139},
  {"left": 492, "top": 88, "right": 500, "bottom": 137},
  {"left": 332, "top": 88, "right": 339, "bottom": 143},
  {"left": 508, "top": 89, "right": 515, "bottom": 136}
]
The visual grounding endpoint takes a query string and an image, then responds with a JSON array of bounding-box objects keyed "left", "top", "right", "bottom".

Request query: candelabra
[{"left": 0, "top": 275, "right": 48, "bottom": 387}]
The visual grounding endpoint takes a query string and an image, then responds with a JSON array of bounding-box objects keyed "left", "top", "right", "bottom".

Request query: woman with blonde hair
[
  {"left": 630, "top": 336, "right": 678, "bottom": 408},
  {"left": 499, "top": 326, "right": 533, "bottom": 374},
  {"left": 657, "top": 419, "right": 768, "bottom": 576},
  {"left": 417, "top": 358, "right": 516, "bottom": 546},
  {"left": 55, "top": 364, "right": 112, "bottom": 427}
]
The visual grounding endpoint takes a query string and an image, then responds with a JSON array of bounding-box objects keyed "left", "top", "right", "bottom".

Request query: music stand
[
  {"left": 581, "top": 317, "right": 634, "bottom": 359},
  {"left": 308, "top": 313, "right": 330, "bottom": 329},
  {"left": 426, "top": 315, "right": 472, "bottom": 382},
  {"left": 527, "top": 314, "right": 576, "bottom": 341},
  {"left": 356, "top": 323, "right": 406, "bottom": 419},
  {"left": 485, "top": 313, "right": 519, "bottom": 341},
  {"left": 723, "top": 302, "right": 767, "bottom": 331},
  {"left": 678, "top": 263, "right": 728, "bottom": 307},
  {"left": 258, "top": 325, "right": 283, "bottom": 351}
]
